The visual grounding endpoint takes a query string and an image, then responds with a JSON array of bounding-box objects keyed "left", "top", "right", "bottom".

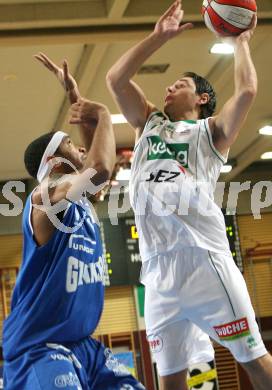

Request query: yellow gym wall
[{"left": 238, "top": 213, "right": 272, "bottom": 318}]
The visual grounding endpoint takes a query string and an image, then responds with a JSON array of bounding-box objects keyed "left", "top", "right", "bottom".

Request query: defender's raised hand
[
  {"left": 69, "top": 98, "right": 107, "bottom": 127},
  {"left": 34, "top": 52, "right": 80, "bottom": 102},
  {"left": 154, "top": 0, "right": 193, "bottom": 41}
]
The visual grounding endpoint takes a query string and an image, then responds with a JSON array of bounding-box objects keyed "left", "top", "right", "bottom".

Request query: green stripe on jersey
[{"left": 218, "top": 330, "right": 250, "bottom": 341}]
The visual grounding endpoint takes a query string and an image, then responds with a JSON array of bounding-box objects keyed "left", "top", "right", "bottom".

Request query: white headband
[{"left": 37, "top": 131, "right": 68, "bottom": 183}]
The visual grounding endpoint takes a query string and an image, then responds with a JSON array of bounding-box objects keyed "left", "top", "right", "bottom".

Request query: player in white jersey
[{"left": 107, "top": 1, "right": 272, "bottom": 389}]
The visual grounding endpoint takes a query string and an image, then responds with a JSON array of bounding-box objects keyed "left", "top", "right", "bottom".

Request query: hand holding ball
[{"left": 202, "top": 0, "right": 257, "bottom": 36}]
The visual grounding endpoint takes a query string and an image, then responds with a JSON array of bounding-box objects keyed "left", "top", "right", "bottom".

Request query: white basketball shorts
[{"left": 140, "top": 247, "right": 267, "bottom": 376}]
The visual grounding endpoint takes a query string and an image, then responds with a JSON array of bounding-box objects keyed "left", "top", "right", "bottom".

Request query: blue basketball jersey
[{"left": 3, "top": 193, "right": 105, "bottom": 361}]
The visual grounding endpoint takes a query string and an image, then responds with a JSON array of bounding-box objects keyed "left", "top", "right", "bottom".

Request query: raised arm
[
  {"left": 31, "top": 100, "right": 115, "bottom": 246},
  {"left": 33, "top": 53, "right": 116, "bottom": 203},
  {"left": 209, "top": 15, "right": 257, "bottom": 155},
  {"left": 69, "top": 98, "right": 116, "bottom": 184},
  {"left": 34, "top": 52, "right": 96, "bottom": 151},
  {"left": 33, "top": 99, "right": 115, "bottom": 207},
  {"left": 106, "top": 0, "right": 193, "bottom": 137}
]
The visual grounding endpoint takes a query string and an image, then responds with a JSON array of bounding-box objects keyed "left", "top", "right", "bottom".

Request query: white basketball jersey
[{"left": 129, "top": 111, "right": 231, "bottom": 261}]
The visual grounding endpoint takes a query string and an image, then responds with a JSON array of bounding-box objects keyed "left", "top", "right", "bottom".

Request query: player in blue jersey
[{"left": 3, "top": 53, "right": 145, "bottom": 390}]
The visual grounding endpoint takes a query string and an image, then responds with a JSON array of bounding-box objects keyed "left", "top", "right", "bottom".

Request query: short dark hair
[
  {"left": 24, "top": 132, "right": 55, "bottom": 179},
  {"left": 183, "top": 72, "right": 216, "bottom": 119}
]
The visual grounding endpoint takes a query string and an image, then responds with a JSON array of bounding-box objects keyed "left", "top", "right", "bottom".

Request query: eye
[{"left": 176, "top": 82, "right": 185, "bottom": 89}]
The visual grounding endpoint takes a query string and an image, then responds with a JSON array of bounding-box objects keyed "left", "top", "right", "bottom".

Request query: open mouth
[{"left": 165, "top": 95, "right": 173, "bottom": 102}]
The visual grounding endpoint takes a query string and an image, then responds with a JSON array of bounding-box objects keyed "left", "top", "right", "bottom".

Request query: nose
[
  {"left": 166, "top": 85, "right": 174, "bottom": 94},
  {"left": 78, "top": 146, "right": 86, "bottom": 154}
]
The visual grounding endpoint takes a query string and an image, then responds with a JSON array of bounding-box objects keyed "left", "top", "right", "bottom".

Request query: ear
[{"left": 199, "top": 92, "right": 209, "bottom": 106}]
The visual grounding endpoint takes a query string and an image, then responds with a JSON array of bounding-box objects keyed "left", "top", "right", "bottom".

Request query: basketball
[{"left": 202, "top": 0, "right": 257, "bottom": 36}]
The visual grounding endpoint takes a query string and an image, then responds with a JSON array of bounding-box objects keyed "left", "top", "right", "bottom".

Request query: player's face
[
  {"left": 164, "top": 77, "right": 199, "bottom": 118},
  {"left": 57, "top": 136, "right": 87, "bottom": 172}
]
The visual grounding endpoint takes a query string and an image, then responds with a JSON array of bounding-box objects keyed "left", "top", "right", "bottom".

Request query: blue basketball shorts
[{"left": 4, "top": 336, "right": 146, "bottom": 390}]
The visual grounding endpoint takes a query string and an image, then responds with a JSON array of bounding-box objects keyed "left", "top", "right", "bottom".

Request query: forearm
[
  {"left": 234, "top": 39, "right": 257, "bottom": 95},
  {"left": 212, "top": 36, "right": 257, "bottom": 149},
  {"left": 107, "top": 32, "right": 166, "bottom": 87},
  {"left": 67, "top": 86, "right": 81, "bottom": 105},
  {"left": 87, "top": 108, "right": 116, "bottom": 182},
  {"left": 78, "top": 123, "right": 97, "bottom": 152},
  {"left": 67, "top": 88, "right": 96, "bottom": 151}
]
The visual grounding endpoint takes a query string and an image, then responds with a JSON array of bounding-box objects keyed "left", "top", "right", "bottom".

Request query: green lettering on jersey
[{"left": 147, "top": 135, "right": 189, "bottom": 167}]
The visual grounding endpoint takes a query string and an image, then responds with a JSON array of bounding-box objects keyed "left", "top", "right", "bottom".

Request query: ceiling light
[
  {"left": 261, "top": 152, "right": 272, "bottom": 160},
  {"left": 220, "top": 165, "right": 232, "bottom": 173},
  {"left": 210, "top": 43, "right": 234, "bottom": 55},
  {"left": 259, "top": 126, "right": 272, "bottom": 135},
  {"left": 111, "top": 114, "right": 127, "bottom": 124}
]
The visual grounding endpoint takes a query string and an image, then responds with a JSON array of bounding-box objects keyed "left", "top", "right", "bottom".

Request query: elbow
[
  {"left": 238, "top": 85, "right": 257, "bottom": 103},
  {"left": 244, "top": 79, "right": 258, "bottom": 98},
  {"left": 246, "top": 85, "right": 257, "bottom": 98},
  {"left": 106, "top": 71, "right": 117, "bottom": 89},
  {"left": 106, "top": 70, "right": 124, "bottom": 92},
  {"left": 92, "top": 164, "right": 112, "bottom": 186}
]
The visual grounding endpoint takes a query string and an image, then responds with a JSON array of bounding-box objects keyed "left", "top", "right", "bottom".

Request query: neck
[
  {"left": 48, "top": 172, "right": 65, "bottom": 185},
  {"left": 165, "top": 107, "right": 200, "bottom": 122}
]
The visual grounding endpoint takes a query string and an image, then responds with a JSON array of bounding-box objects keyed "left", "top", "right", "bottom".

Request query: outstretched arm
[
  {"left": 106, "top": 0, "right": 193, "bottom": 137},
  {"left": 34, "top": 53, "right": 116, "bottom": 200},
  {"left": 209, "top": 15, "right": 258, "bottom": 155},
  {"left": 69, "top": 99, "right": 116, "bottom": 184},
  {"left": 34, "top": 53, "right": 96, "bottom": 151}
]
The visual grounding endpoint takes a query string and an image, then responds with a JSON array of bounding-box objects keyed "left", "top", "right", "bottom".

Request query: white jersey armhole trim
[
  {"left": 28, "top": 188, "right": 73, "bottom": 238},
  {"left": 204, "top": 118, "right": 229, "bottom": 164},
  {"left": 28, "top": 197, "right": 34, "bottom": 236},
  {"left": 28, "top": 188, "right": 40, "bottom": 237}
]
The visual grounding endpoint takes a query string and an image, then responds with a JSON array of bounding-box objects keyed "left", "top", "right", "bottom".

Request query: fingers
[
  {"left": 69, "top": 108, "right": 82, "bottom": 124},
  {"left": 34, "top": 54, "right": 53, "bottom": 71},
  {"left": 69, "top": 118, "right": 83, "bottom": 125},
  {"left": 69, "top": 106, "right": 80, "bottom": 116},
  {"left": 34, "top": 52, "right": 58, "bottom": 73},
  {"left": 178, "top": 22, "right": 194, "bottom": 33},
  {"left": 69, "top": 100, "right": 84, "bottom": 123},
  {"left": 70, "top": 98, "right": 84, "bottom": 109},
  {"left": 249, "top": 13, "right": 257, "bottom": 30},
  {"left": 38, "top": 52, "right": 56, "bottom": 68},
  {"left": 236, "top": 12, "right": 257, "bottom": 41},
  {"left": 63, "top": 59, "right": 69, "bottom": 79},
  {"left": 161, "top": 0, "right": 181, "bottom": 20},
  {"left": 69, "top": 99, "right": 98, "bottom": 125},
  {"left": 173, "top": 1, "right": 182, "bottom": 19}
]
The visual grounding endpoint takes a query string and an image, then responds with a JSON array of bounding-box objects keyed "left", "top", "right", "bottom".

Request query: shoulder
[
  {"left": 145, "top": 109, "right": 167, "bottom": 127},
  {"left": 32, "top": 180, "right": 72, "bottom": 206},
  {"left": 135, "top": 106, "right": 163, "bottom": 143},
  {"left": 200, "top": 116, "right": 229, "bottom": 163}
]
